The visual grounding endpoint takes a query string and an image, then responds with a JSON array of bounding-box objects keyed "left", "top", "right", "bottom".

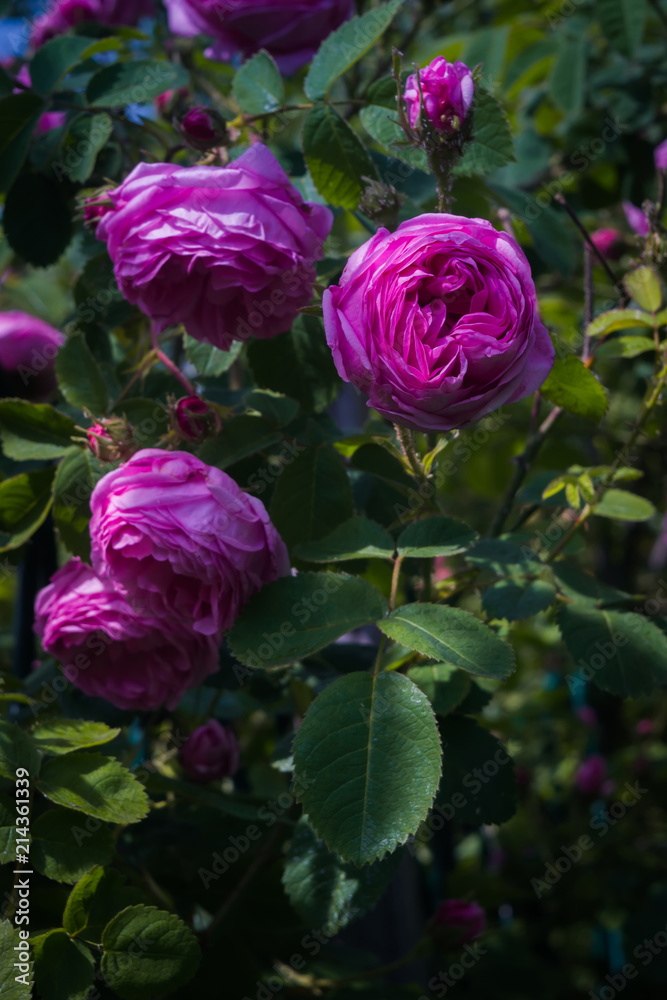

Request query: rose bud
[
  {"left": 434, "top": 899, "right": 486, "bottom": 945},
  {"left": 86, "top": 423, "right": 115, "bottom": 460},
  {"left": 172, "top": 395, "right": 220, "bottom": 441},
  {"left": 178, "top": 107, "right": 227, "bottom": 150},
  {"left": 623, "top": 200, "right": 650, "bottom": 238},
  {"left": 180, "top": 720, "right": 240, "bottom": 782},
  {"left": 655, "top": 139, "right": 667, "bottom": 172},
  {"left": 590, "top": 228, "right": 625, "bottom": 260},
  {"left": 85, "top": 417, "right": 137, "bottom": 463},
  {"left": 575, "top": 754, "right": 608, "bottom": 796},
  {"left": 0, "top": 311, "right": 64, "bottom": 402},
  {"left": 404, "top": 57, "right": 474, "bottom": 135}
]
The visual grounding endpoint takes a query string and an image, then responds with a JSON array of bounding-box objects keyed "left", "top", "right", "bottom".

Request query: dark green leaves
[
  {"left": 293, "top": 671, "right": 442, "bottom": 864},
  {"left": 303, "top": 105, "right": 378, "bottom": 209},
  {"left": 294, "top": 516, "right": 395, "bottom": 562},
  {"left": 31, "top": 719, "right": 120, "bottom": 755},
  {"left": 407, "top": 664, "right": 471, "bottom": 716},
  {"left": 455, "top": 87, "right": 515, "bottom": 176},
  {"left": 436, "top": 715, "right": 517, "bottom": 825},
  {"left": 3, "top": 174, "right": 72, "bottom": 267},
  {"left": 33, "top": 929, "right": 95, "bottom": 1000},
  {"left": 0, "top": 466, "right": 56, "bottom": 552},
  {"left": 52, "top": 447, "right": 107, "bottom": 559},
  {"left": 482, "top": 579, "right": 557, "bottom": 621},
  {"left": 0, "top": 93, "right": 46, "bottom": 192},
  {"left": 36, "top": 752, "right": 150, "bottom": 824},
  {"left": 597, "top": 0, "right": 646, "bottom": 57},
  {"left": 232, "top": 50, "right": 284, "bottom": 115},
  {"left": 594, "top": 489, "right": 656, "bottom": 522},
  {"left": 270, "top": 443, "right": 353, "bottom": 550},
  {"left": 197, "top": 416, "right": 281, "bottom": 469},
  {"left": 0, "top": 720, "right": 41, "bottom": 778},
  {"left": 101, "top": 905, "right": 201, "bottom": 1000},
  {"left": 304, "top": 0, "right": 403, "bottom": 99},
  {"left": 61, "top": 113, "right": 112, "bottom": 182},
  {"left": 86, "top": 59, "right": 189, "bottom": 107},
  {"left": 586, "top": 308, "right": 654, "bottom": 339},
  {"left": 397, "top": 517, "right": 478, "bottom": 558},
  {"left": 55, "top": 333, "right": 109, "bottom": 414},
  {"left": 30, "top": 35, "right": 108, "bottom": 95},
  {"left": 549, "top": 33, "right": 586, "bottom": 115},
  {"left": 64, "top": 867, "right": 144, "bottom": 941},
  {"left": 378, "top": 604, "right": 516, "bottom": 680},
  {"left": 540, "top": 355, "right": 608, "bottom": 422},
  {"left": 228, "top": 572, "right": 388, "bottom": 668},
  {"left": 0, "top": 399, "right": 76, "bottom": 461},
  {"left": 360, "top": 103, "right": 429, "bottom": 170},
  {"left": 31, "top": 808, "right": 115, "bottom": 883},
  {"left": 184, "top": 335, "right": 242, "bottom": 378},
  {"left": 247, "top": 315, "right": 339, "bottom": 413},
  {"left": 0, "top": 921, "right": 31, "bottom": 1000}
]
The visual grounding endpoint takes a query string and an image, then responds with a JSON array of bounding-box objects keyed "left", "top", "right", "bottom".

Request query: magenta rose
[
  {"left": 404, "top": 58, "right": 474, "bottom": 134},
  {"left": 34, "top": 559, "right": 219, "bottom": 710},
  {"left": 323, "top": 214, "right": 554, "bottom": 432},
  {"left": 179, "top": 107, "right": 226, "bottom": 149},
  {"left": 590, "top": 228, "right": 625, "bottom": 261},
  {"left": 435, "top": 899, "right": 486, "bottom": 944},
  {"left": 89, "top": 449, "right": 290, "bottom": 636},
  {"left": 180, "top": 720, "right": 240, "bottom": 782},
  {"left": 95, "top": 144, "right": 332, "bottom": 350},
  {"left": 172, "top": 396, "right": 219, "bottom": 441},
  {"left": 164, "top": 0, "right": 353, "bottom": 74},
  {"left": 31, "top": 0, "right": 156, "bottom": 47},
  {"left": 655, "top": 139, "right": 667, "bottom": 172},
  {"left": 0, "top": 311, "right": 65, "bottom": 401},
  {"left": 623, "top": 201, "right": 649, "bottom": 238}
]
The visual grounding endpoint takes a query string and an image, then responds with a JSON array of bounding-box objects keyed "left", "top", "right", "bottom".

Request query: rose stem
[
  {"left": 150, "top": 324, "right": 196, "bottom": 395},
  {"left": 554, "top": 193, "right": 628, "bottom": 303}
]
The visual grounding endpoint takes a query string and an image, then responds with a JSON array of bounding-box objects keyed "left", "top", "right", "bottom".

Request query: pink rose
[
  {"left": 575, "top": 754, "right": 608, "bottom": 796},
  {"left": 31, "top": 0, "right": 156, "bottom": 47},
  {"left": 180, "top": 719, "right": 240, "bottom": 782},
  {"left": 655, "top": 139, "right": 667, "bottom": 172},
  {"left": 404, "top": 58, "right": 474, "bottom": 134},
  {"left": 0, "top": 310, "right": 65, "bottom": 401},
  {"left": 89, "top": 449, "right": 290, "bottom": 636},
  {"left": 34, "top": 559, "right": 219, "bottom": 710},
  {"left": 172, "top": 396, "right": 219, "bottom": 441},
  {"left": 164, "top": 0, "right": 353, "bottom": 74},
  {"left": 435, "top": 899, "right": 486, "bottom": 944},
  {"left": 623, "top": 201, "right": 650, "bottom": 238},
  {"left": 590, "top": 228, "right": 625, "bottom": 261},
  {"left": 95, "top": 145, "right": 332, "bottom": 350},
  {"left": 323, "top": 214, "right": 554, "bottom": 432}
]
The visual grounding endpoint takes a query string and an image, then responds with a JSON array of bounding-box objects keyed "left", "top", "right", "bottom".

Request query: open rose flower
[
  {"left": 31, "top": 0, "right": 155, "bottom": 47},
  {"left": 0, "top": 311, "right": 65, "bottom": 401},
  {"left": 164, "top": 0, "right": 353, "bottom": 74},
  {"left": 404, "top": 58, "right": 474, "bottom": 134},
  {"left": 323, "top": 214, "right": 554, "bottom": 432},
  {"left": 96, "top": 144, "right": 332, "bottom": 350},
  {"left": 89, "top": 449, "right": 290, "bottom": 636},
  {"left": 34, "top": 559, "right": 219, "bottom": 710},
  {"left": 180, "top": 720, "right": 240, "bottom": 782}
]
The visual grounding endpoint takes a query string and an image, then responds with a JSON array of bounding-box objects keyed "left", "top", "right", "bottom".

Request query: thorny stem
[
  {"left": 151, "top": 326, "right": 196, "bottom": 395},
  {"left": 394, "top": 424, "right": 429, "bottom": 486},
  {"left": 555, "top": 194, "right": 628, "bottom": 303}
]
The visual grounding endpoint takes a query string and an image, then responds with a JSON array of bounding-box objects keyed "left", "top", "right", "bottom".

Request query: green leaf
[
  {"left": 184, "top": 335, "right": 241, "bottom": 377},
  {"left": 558, "top": 605, "right": 667, "bottom": 697},
  {"left": 283, "top": 818, "right": 402, "bottom": 934},
  {"left": 0, "top": 921, "right": 32, "bottom": 1000},
  {"left": 86, "top": 59, "right": 189, "bottom": 107},
  {"left": 586, "top": 308, "right": 655, "bottom": 338},
  {"left": 304, "top": 0, "right": 403, "bottom": 99},
  {"left": 247, "top": 315, "right": 340, "bottom": 413},
  {"left": 270, "top": 443, "right": 354, "bottom": 550},
  {"left": 0, "top": 92, "right": 46, "bottom": 193},
  {"left": 31, "top": 807, "right": 115, "bottom": 883},
  {"left": 549, "top": 33, "right": 586, "bottom": 114},
  {"left": 245, "top": 389, "right": 299, "bottom": 427},
  {"left": 551, "top": 562, "right": 634, "bottom": 608},
  {"left": 0, "top": 466, "right": 55, "bottom": 552},
  {"left": 55, "top": 333, "right": 109, "bottom": 414},
  {"left": 436, "top": 715, "right": 517, "bottom": 825},
  {"left": 594, "top": 489, "right": 656, "bottom": 522},
  {"left": 359, "top": 104, "right": 429, "bottom": 171},
  {"left": 30, "top": 35, "right": 114, "bottom": 94},
  {"left": 595, "top": 336, "right": 656, "bottom": 359},
  {"left": 489, "top": 182, "right": 576, "bottom": 276},
  {"left": 228, "top": 572, "right": 388, "bottom": 668},
  {"left": 293, "top": 670, "right": 442, "bottom": 864},
  {"left": 482, "top": 579, "right": 557, "bottom": 621},
  {"left": 52, "top": 447, "right": 107, "bottom": 560},
  {"left": 624, "top": 267, "right": 662, "bottom": 312},
  {"left": 31, "top": 719, "right": 120, "bottom": 755},
  {"left": 197, "top": 415, "right": 282, "bottom": 470},
  {"left": 455, "top": 87, "right": 515, "bottom": 176},
  {"left": 3, "top": 173, "right": 73, "bottom": 267},
  {"left": 407, "top": 663, "right": 471, "bottom": 716},
  {"left": 63, "top": 867, "right": 144, "bottom": 942},
  {"left": 0, "top": 796, "right": 16, "bottom": 865},
  {"left": 36, "top": 752, "right": 150, "bottom": 824},
  {"left": 294, "top": 516, "right": 395, "bottom": 562},
  {"left": 540, "top": 355, "right": 608, "bottom": 422},
  {"left": 378, "top": 603, "right": 516, "bottom": 680},
  {"left": 303, "top": 104, "right": 378, "bottom": 210},
  {"left": 33, "top": 929, "right": 95, "bottom": 1000},
  {"left": 0, "top": 719, "right": 41, "bottom": 779},
  {"left": 0, "top": 399, "right": 76, "bottom": 461},
  {"left": 101, "top": 905, "right": 201, "bottom": 1000},
  {"left": 232, "top": 49, "right": 284, "bottom": 114},
  {"left": 597, "top": 0, "right": 646, "bottom": 57},
  {"left": 397, "top": 517, "right": 478, "bottom": 558},
  {"left": 61, "top": 112, "right": 113, "bottom": 182}
]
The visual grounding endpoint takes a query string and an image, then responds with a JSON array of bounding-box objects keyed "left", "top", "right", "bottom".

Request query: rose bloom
[
  {"left": 34, "top": 559, "right": 219, "bottom": 710},
  {"left": 0, "top": 311, "right": 64, "bottom": 401},
  {"left": 323, "top": 214, "right": 554, "bottom": 432},
  {"left": 173, "top": 395, "right": 217, "bottom": 440},
  {"left": 179, "top": 107, "right": 225, "bottom": 149},
  {"left": 164, "top": 0, "right": 353, "bottom": 74},
  {"left": 655, "top": 139, "right": 667, "bottom": 171},
  {"left": 404, "top": 58, "right": 474, "bottom": 134},
  {"left": 180, "top": 719, "right": 240, "bottom": 782},
  {"left": 590, "top": 228, "right": 625, "bottom": 261},
  {"left": 89, "top": 449, "right": 290, "bottom": 636},
  {"left": 96, "top": 144, "right": 332, "bottom": 350},
  {"left": 435, "top": 900, "right": 486, "bottom": 944},
  {"left": 31, "top": 0, "right": 155, "bottom": 47}
]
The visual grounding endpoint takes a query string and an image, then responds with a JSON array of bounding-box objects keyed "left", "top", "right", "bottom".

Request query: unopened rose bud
[
  {"left": 180, "top": 720, "right": 240, "bottom": 783},
  {"left": 358, "top": 178, "right": 404, "bottom": 228},
  {"left": 173, "top": 395, "right": 220, "bottom": 441},
  {"left": 403, "top": 58, "right": 474, "bottom": 136},
  {"left": 179, "top": 107, "right": 228, "bottom": 150},
  {"left": 155, "top": 87, "right": 189, "bottom": 117},
  {"left": 575, "top": 753, "right": 608, "bottom": 796},
  {"left": 85, "top": 417, "right": 137, "bottom": 463},
  {"left": 623, "top": 201, "right": 650, "bottom": 238},
  {"left": 654, "top": 139, "right": 667, "bottom": 172},
  {"left": 590, "top": 228, "right": 625, "bottom": 261},
  {"left": 434, "top": 899, "right": 486, "bottom": 944}
]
